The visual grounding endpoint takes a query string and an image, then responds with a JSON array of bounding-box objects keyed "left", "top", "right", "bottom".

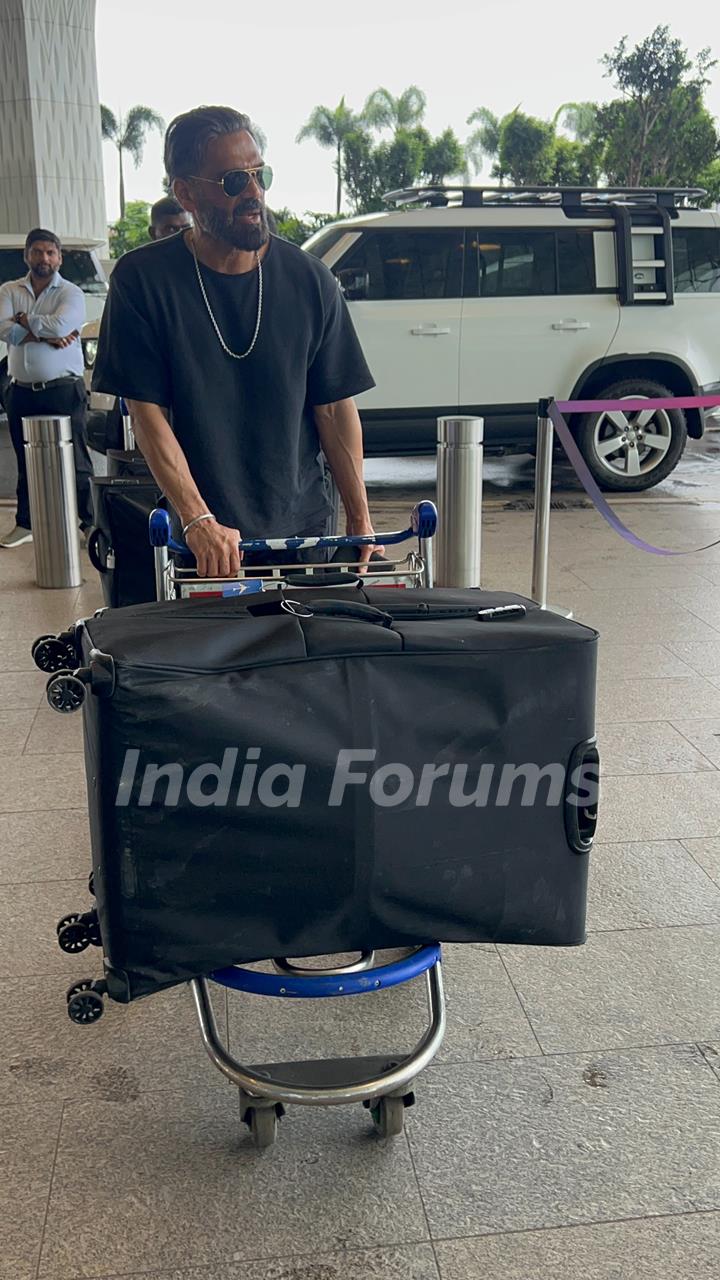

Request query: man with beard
[
  {"left": 0, "top": 228, "right": 93, "bottom": 547},
  {"left": 92, "top": 105, "right": 378, "bottom": 576}
]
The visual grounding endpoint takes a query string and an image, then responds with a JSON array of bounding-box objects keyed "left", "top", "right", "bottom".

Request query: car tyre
[{"left": 574, "top": 378, "right": 687, "bottom": 492}]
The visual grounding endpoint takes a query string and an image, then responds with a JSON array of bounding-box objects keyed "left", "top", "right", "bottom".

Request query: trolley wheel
[
  {"left": 88, "top": 871, "right": 95, "bottom": 896},
  {"left": 56, "top": 912, "right": 81, "bottom": 936},
  {"left": 32, "top": 637, "right": 76, "bottom": 673},
  {"left": 369, "top": 1096, "right": 406, "bottom": 1139},
  {"left": 46, "top": 671, "right": 86, "bottom": 713},
  {"left": 246, "top": 1107, "right": 279, "bottom": 1149},
  {"left": 67, "top": 987, "right": 104, "bottom": 1024},
  {"left": 58, "top": 921, "right": 90, "bottom": 954}
]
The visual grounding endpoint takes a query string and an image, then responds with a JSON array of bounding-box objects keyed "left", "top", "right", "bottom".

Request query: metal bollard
[
  {"left": 119, "top": 397, "right": 136, "bottom": 451},
  {"left": 531, "top": 401, "right": 553, "bottom": 608},
  {"left": 22, "top": 416, "right": 81, "bottom": 589},
  {"left": 434, "top": 416, "right": 483, "bottom": 587}
]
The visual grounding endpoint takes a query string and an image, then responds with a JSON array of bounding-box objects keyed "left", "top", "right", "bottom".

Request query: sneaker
[{"left": 0, "top": 525, "right": 33, "bottom": 548}]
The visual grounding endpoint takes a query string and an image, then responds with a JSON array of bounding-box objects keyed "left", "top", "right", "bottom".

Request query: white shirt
[{"left": 0, "top": 271, "right": 85, "bottom": 382}]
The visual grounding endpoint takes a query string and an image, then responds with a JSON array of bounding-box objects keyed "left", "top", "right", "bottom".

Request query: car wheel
[{"left": 574, "top": 378, "right": 687, "bottom": 492}]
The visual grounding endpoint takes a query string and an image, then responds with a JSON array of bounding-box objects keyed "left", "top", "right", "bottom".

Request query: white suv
[{"left": 304, "top": 186, "right": 720, "bottom": 491}]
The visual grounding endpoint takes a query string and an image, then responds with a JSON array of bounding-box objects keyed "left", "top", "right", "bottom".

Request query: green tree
[
  {"left": 420, "top": 127, "right": 465, "bottom": 184},
  {"left": 342, "top": 127, "right": 428, "bottom": 213},
  {"left": 101, "top": 105, "right": 164, "bottom": 219},
  {"left": 362, "top": 85, "right": 427, "bottom": 134},
  {"left": 296, "top": 98, "right": 360, "bottom": 216},
  {"left": 108, "top": 200, "right": 151, "bottom": 258},
  {"left": 550, "top": 137, "right": 601, "bottom": 185},
  {"left": 697, "top": 158, "right": 720, "bottom": 205},
  {"left": 342, "top": 130, "right": 383, "bottom": 212},
  {"left": 597, "top": 26, "right": 719, "bottom": 186},
  {"left": 270, "top": 208, "right": 340, "bottom": 246},
  {"left": 497, "top": 111, "right": 556, "bottom": 184}
]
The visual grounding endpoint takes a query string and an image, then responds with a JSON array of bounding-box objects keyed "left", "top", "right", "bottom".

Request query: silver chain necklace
[{"left": 189, "top": 234, "right": 263, "bottom": 360}]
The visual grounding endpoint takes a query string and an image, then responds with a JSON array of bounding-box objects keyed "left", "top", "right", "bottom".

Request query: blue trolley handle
[{"left": 148, "top": 501, "right": 437, "bottom": 556}]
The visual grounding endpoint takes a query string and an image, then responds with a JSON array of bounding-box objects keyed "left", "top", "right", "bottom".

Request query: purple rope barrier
[{"left": 547, "top": 396, "right": 720, "bottom": 557}]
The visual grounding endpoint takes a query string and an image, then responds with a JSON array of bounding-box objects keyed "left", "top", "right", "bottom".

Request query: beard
[
  {"left": 197, "top": 198, "right": 270, "bottom": 251},
  {"left": 31, "top": 263, "right": 54, "bottom": 277}
]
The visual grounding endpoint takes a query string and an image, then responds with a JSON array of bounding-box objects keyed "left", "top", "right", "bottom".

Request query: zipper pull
[{"left": 476, "top": 604, "right": 527, "bottom": 621}]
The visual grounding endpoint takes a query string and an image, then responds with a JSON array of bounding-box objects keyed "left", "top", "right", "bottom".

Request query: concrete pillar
[{"left": 0, "top": 0, "right": 106, "bottom": 240}]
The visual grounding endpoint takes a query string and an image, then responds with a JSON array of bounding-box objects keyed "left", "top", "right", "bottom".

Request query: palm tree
[
  {"left": 552, "top": 102, "right": 599, "bottom": 144},
  {"left": 296, "top": 98, "right": 359, "bottom": 216},
  {"left": 464, "top": 107, "right": 502, "bottom": 178},
  {"left": 101, "top": 105, "right": 165, "bottom": 218},
  {"left": 362, "top": 85, "right": 427, "bottom": 134}
]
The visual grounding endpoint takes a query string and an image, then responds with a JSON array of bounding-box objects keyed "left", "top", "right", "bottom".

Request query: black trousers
[{"left": 6, "top": 378, "right": 94, "bottom": 529}]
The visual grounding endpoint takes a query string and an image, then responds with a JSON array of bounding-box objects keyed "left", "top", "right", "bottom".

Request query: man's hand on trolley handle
[{"left": 185, "top": 517, "right": 242, "bottom": 578}]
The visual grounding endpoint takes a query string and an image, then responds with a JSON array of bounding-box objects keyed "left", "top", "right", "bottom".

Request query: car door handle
[
  {"left": 410, "top": 325, "right": 451, "bottom": 336},
  {"left": 552, "top": 320, "right": 590, "bottom": 331}
]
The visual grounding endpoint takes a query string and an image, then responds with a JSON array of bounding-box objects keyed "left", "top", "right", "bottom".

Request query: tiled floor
[{"left": 1, "top": 489, "right": 720, "bottom": 1280}]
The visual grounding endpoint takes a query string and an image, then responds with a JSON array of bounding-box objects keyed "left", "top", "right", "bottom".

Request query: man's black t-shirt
[{"left": 92, "top": 233, "right": 375, "bottom": 537}]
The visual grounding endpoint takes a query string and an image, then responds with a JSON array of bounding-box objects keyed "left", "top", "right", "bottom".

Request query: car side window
[
  {"left": 673, "top": 228, "right": 720, "bottom": 293},
  {"left": 464, "top": 231, "right": 556, "bottom": 298},
  {"left": 333, "top": 231, "right": 465, "bottom": 301},
  {"left": 557, "top": 230, "right": 596, "bottom": 293}
]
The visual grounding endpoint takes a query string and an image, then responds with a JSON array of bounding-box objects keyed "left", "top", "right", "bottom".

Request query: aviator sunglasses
[{"left": 187, "top": 164, "right": 274, "bottom": 198}]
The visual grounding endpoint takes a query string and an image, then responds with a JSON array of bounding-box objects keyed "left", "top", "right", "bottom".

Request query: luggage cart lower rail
[{"left": 192, "top": 943, "right": 445, "bottom": 1145}]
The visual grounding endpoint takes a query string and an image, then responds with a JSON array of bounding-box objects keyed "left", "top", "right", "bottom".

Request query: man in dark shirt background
[
  {"left": 93, "top": 104, "right": 378, "bottom": 577},
  {"left": 148, "top": 196, "right": 193, "bottom": 241}
]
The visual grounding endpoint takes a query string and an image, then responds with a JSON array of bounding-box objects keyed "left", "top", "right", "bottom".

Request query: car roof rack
[{"left": 382, "top": 184, "right": 707, "bottom": 211}]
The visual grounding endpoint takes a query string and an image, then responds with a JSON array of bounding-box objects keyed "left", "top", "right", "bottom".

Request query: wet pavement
[{"left": 364, "top": 423, "right": 720, "bottom": 509}]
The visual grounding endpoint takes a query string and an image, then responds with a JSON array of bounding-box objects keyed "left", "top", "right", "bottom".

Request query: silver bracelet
[{"left": 182, "top": 512, "right": 216, "bottom": 538}]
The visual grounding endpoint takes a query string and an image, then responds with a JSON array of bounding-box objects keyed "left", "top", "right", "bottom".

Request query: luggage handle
[
  {"left": 299, "top": 600, "right": 394, "bottom": 627},
  {"left": 87, "top": 527, "right": 110, "bottom": 574},
  {"left": 565, "top": 738, "right": 599, "bottom": 854},
  {"left": 147, "top": 502, "right": 437, "bottom": 555}
]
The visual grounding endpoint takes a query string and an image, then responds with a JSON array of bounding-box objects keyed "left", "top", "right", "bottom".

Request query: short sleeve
[
  {"left": 306, "top": 274, "right": 375, "bottom": 407},
  {"left": 92, "top": 264, "right": 171, "bottom": 406}
]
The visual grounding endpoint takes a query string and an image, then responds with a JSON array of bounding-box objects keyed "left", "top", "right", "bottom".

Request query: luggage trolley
[
  {"left": 148, "top": 500, "right": 438, "bottom": 601},
  {"left": 36, "top": 503, "right": 447, "bottom": 1148}
]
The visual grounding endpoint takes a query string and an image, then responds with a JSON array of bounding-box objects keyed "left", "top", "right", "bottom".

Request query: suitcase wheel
[
  {"left": 56, "top": 912, "right": 82, "bottom": 936},
  {"left": 88, "top": 871, "right": 95, "bottom": 897},
  {"left": 46, "top": 671, "right": 86, "bottom": 713},
  {"left": 58, "top": 921, "right": 91, "bottom": 954},
  {"left": 32, "top": 636, "right": 77, "bottom": 673},
  {"left": 57, "top": 909, "right": 101, "bottom": 954},
  {"left": 66, "top": 979, "right": 106, "bottom": 1025}
]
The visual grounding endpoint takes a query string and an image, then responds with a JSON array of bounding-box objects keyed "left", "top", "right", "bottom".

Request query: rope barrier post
[
  {"left": 531, "top": 400, "right": 553, "bottom": 608},
  {"left": 531, "top": 400, "right": 573, "bottom": 619}
]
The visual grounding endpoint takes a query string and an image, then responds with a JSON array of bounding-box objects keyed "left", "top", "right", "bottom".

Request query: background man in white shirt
[{"left": 0, "top": 228, "right": 93, "bottom": 547}]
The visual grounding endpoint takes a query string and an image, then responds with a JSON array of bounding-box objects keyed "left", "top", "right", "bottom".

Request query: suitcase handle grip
[
  {"left": 87, "top": 527, "right": 109, "bottom": 574},
  {"left": 565, "top": 739, "right": 599, "bottom": 854},
  {"left": 148, "top": 501, "right": 437, "bottom": 555},
  {"left": 302, "top": 600, "right": 394, "bottom": 628}
]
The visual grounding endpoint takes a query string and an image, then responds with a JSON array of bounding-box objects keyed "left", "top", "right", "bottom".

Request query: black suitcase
[
  {"left": 105, "top": 448, "right": 152, "bottom": 478},
  {"left": 75, "top": 587, "right": 598, "bottom": 1003},
  {"left": 88, "top": 476, "right": 161, "bottom": 608}
]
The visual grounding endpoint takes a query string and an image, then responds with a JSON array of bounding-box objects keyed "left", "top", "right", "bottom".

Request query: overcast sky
[{"left": 96, "top": 1, "right": 718, "bottom": 222}]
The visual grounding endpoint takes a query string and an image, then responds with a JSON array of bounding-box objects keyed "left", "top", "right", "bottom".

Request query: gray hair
[{"left": 164, "top": 106, "right": 264, "bottom": 182}]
